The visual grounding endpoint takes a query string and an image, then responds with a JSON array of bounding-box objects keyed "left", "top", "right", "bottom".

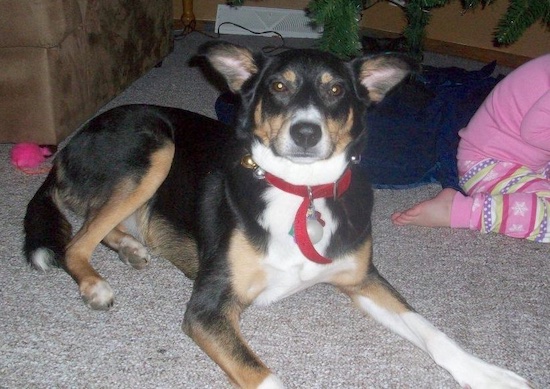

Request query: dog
[{"left": 23, "top": 41, "right": 531, "bottom": 388}]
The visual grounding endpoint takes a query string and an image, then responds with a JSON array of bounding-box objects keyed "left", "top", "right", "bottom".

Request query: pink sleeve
[{"left": 520, "top": 90, "right": 550, "bottom": 152}]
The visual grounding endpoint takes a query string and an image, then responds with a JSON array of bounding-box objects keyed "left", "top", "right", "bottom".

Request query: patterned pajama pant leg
[{"left": 458, "top": 159, "right": 550, "bottom": 243}]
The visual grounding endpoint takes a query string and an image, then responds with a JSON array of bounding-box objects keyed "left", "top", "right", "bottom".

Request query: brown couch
[{"left": 0, "top": 0, "right": 173, "bottom": 145}]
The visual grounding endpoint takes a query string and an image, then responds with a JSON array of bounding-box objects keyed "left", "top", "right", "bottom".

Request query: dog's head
[{"left": 200, "top": 42, "right": 415, "bottom": 182}]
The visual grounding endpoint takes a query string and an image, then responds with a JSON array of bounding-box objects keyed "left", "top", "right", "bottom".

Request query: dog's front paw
[
  {"left": 257, "top": 374, "right": 285, "bottom": 389},
  {"left": 80, "top": 279, "right": 114, "bottom": 310},
  {"left": 457, "top": 358, "right": 533, "bottom": 389}
]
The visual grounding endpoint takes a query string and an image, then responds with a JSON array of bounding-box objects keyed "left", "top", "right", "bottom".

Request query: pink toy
[{"left": 10, "top": 143, "right": 54, "bottom": 174}]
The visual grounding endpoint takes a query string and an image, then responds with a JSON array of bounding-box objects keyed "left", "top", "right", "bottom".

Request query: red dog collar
[
  {"left": 264, "top": 169, "right": 352, "bottom": 264},
  {"left": 241, "top": 154, "right": 352, "bottom": 264}
]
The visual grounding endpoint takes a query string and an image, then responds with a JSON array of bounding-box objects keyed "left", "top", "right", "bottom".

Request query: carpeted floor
[{"left": 0, "top": 33, "right": 548, "bottom": 389}]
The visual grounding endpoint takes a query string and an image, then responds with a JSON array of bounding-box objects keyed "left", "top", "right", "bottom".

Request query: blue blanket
[
  {"left": 362, "top": 62, "right": 503, "bottom": 189},
  {"left": 215, "top": 62, "right": 503, "bottom": 190}
]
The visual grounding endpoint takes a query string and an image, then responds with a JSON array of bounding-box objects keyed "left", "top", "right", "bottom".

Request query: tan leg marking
[
  {"left": 328, "top": 237, "right": 371, "bottom": 288},
  {"left": 186, "top": 304, "right": 272, "bottom": 389},
  {"left": 184, "top": 230, "right": 272, "bottom": 387},
  {"left": 330, "top": 237, "right": 409, "bottom": 314},
  {"left": 65, "top": 143, "right": 175, "bottom": 309},
  {"left": 227, "top": 230, "right": 267, "bottom": 305},
  {"left": 353, "top": 275, "right": 410, "bottom": 314},
  {"left": 334, "top": 239, "right": 531, "bottom": 388},
  {"left": 146, "top": 214, "right": 199, "bottom": 279}
]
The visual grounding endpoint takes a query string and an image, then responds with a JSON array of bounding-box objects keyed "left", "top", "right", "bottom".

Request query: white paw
[
  {"left": 118, "top": 236, "right": 150, "bottom": 270},
  {"left": 456, "top": 357, "right": 532, "bottom": 389},
  {"left": 80, "top": 279, "right": 114, "bottom": 310},
  {"left": 257, "top": 374, "right": 285, "bottom": 389}
]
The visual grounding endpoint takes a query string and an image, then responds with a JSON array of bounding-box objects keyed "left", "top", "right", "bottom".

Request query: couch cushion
[
  {"left": 0, "top": 0, "right": 82, "bottom": 48},
  {"left": 0, "top": 0, "right": 173, "bottom": 144}
]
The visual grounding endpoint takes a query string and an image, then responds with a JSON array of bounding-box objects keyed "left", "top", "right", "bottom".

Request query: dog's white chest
[
  {"left": 252, "top": 188, "right": 355, "bottom": 305},
  {"left": 253, "top": 253, "right": 356, "bottom": 306}
]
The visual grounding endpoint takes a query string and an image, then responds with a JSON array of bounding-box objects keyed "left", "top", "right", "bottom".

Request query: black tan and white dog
[{"left": 24, "top": 42, "right": 530, "bottom": 388}]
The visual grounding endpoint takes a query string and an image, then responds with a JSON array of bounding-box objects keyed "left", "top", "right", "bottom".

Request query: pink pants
[{"left": 451, "top": 159, "right": 550, "bottom": 242}]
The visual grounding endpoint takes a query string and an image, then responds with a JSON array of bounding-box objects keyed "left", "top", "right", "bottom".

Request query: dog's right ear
[
  {"left": 352, "top": 53, "right": 418, "bottom": 104},
  {"left": 198, "top": 42, "right": 259, "bottom": 93}
]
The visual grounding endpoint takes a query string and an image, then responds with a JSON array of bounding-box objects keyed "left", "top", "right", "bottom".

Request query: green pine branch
[
  {"left": 225, "top": 1, "right": 549, "bottom": 57},
  {"left": 461, "top": 0, "right": 496, "bottom": 9},
  {"left": 494, "top": 0, "right": 550, "bottom": 45},
  {"left": 308, "top": 0, "right": 365, "bottom": 59},
  {"left": 401, "top": 0, "right": 549, "bottom": 52},
  {"left": 403, "top": 0, "right": 449, "bottom": 56}
]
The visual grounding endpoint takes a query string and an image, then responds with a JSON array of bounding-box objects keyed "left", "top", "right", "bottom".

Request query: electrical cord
[{"left": 174, "top": 19, "right": 297, "bottom": 55}]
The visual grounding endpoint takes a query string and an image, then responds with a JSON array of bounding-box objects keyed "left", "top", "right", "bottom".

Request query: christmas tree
[
  {"left": 229, "top": 0, "right": 549, "bottom": 59},
  {"left": 399, "top": 0, "right": 550, "bottom": 58},
  {"left": 307, "top": 0, "right": 366, "bottom": 58}
]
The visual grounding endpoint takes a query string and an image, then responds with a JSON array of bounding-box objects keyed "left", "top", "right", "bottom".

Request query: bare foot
[{"left": 391, "top": 188, "right": 457, "bottom": 227}]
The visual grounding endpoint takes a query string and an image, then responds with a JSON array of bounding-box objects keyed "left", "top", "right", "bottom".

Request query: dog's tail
[{"left": 24, "top": 167, "right": 72, "bottom": 271}]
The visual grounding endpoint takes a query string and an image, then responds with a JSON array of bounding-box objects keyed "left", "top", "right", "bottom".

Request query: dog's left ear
[
  {"left": 352, "top": 54, "right": 418, "bottom": 103},
  {"left": 198, "top": 41, "right": 260, "bottom": 93}
]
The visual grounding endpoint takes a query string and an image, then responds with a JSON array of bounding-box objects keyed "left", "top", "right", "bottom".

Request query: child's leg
[{"left": 457, "top": 160, "right": 550, "bottom": 242}]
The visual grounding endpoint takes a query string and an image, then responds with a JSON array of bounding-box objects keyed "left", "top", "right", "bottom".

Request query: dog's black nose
[{"left": 290, "top": 122, "right": 322, "bottom": 149}]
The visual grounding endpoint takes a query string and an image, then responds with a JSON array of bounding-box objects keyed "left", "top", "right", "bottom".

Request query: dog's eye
[
  {"left": 271, "top": 81, "right": 287, "bottom": 93},
  {"left": 330, "top": 84, "right": 343, "bottom": 96}
]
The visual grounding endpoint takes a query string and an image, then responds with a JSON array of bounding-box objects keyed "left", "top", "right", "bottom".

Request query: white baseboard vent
[{"left": 215, "top": 5, "right": 322, "bottom": 39}]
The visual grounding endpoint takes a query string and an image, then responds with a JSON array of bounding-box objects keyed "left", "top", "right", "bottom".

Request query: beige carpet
[{"left": 1, "top": 33, "right": 548, "bottom": 388}]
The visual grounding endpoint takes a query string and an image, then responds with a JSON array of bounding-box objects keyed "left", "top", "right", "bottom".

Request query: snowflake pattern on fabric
[
  {"left": 459, "top": 159, "right": 497, "bottom": 188},
  {"left": 459, "top": 158, "right": 550, "bottom": 242},
  {"left": 473, "top": 197, "right": 482, "bottom": 211},
  {"left": 483, "top": 170, "right": 500, "bottom": 182},
  {"left": 512, "top": 201, "right": 529, "bottom": 216},
  {"left": 509, "top": 224, "right": 525, "bottom": 232}
]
